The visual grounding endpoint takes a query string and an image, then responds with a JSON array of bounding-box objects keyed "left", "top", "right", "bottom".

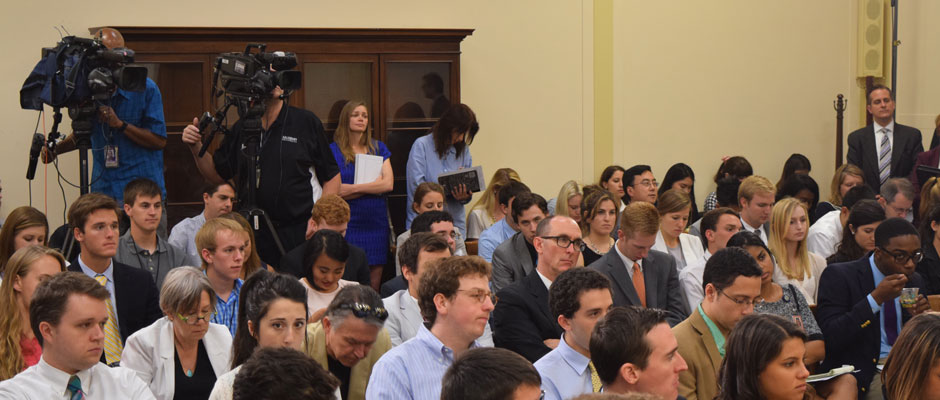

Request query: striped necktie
[
  {"left": 879, "top": 128, "right": 891, "bottom": 184},
  {"left": 67, "top": 375, "right": 84, "bottom": 400},
  {"left": 588, "top": 361, "right": 602, "bottom": 392},
  {"left": 94, "top": 274, "right": 123, "bottom": 365}
]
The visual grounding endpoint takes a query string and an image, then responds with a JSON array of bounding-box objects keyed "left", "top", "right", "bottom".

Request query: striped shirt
[
  {"left": 210, "top": 278, "right": 243, "bottom": 337},
  {"left": 365, "top": 325, "right": 479, "bottom": 400}
]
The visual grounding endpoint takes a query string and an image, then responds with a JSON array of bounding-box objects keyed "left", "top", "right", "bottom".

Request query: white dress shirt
[
  {"left": 614, "top": 243, "right": 642, "bottom": 278},
  {"left": 0, "top": 356, "right": 155, "bottom": 399},
  {"left": 741, "top": 219, "right": 769, "bottom": 245},
  {"left": 679, "top": 251, "right": 711, "bottom": 312},
  {"left": 771, "top": 252, "right": 828, "bottom": 306},
  {"left": 874, "top": 120, "right": 896, "bottom": 165},
  {"left": 121, "top": 317, "right": 232, "bottom": 400},
  {"left": 806, "top": 210, "right": 843, "bottom": 259}
]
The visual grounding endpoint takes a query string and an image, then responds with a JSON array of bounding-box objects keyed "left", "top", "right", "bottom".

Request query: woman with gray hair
[{"left": 122, "top": 266, "right": 233, "bottom": 400}]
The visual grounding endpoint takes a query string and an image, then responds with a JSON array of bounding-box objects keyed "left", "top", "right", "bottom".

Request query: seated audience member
[
  {"left": 659, "top": 163, "right": 700, "bottom": 225},
  {"left": 116, "top": 178, "right": 197, "bottom": 288},
  {"left": 478, "top": 180, "right": 531, "bottom": 262},
  {"left": 0, "top": 272, "right": 155, "bottom": 398},
  {"left": 767, "top": 198, "right": 826, "bottom": 305},
  {"left": 653, "top": 189, "right": 704, "bottom": 272},
  {"left": 66, "top": 193, "right": 161, "bottom": 364},
  {"left": 196, "top": 218, "right": 248, "bottom": 337},
  {"left": 0, "top": 207, "right": 49, "bottom": 272},
  {"left": 396, "top": 183, "right": 446, "bottom": 270},
  {"left": 384, "top": 233, "right": 462, "bottom": 346},
  {"left": 232, "top": 347, "right": 339, "bottom": 400},
  {"left": 572, "top": 394, "right": 661, "bottom": 400},
  {"left": 714, "top": 314, "right": 810, "bottom": 400},
  {"left": 218, "top": 212, "right": 267, "bottom": 278},
  {"left": 442, "top": 347, "right": 543, "bottom": 400},
  {"left": 737, "top": 175, "right": 776, "bottom": 244},
  {"left": 598, "top": 165, "right": 627, "bottom": 209},
  {"left": 0, "top": 246, "right": 65, "bottom": 380},
  {"left": 729, "top": 232, "right": 858, "bottom": 398},
  {"left": 383, "top": 210, "right": 464, "bottom": 297},
  {"left": 679, "top": 208, "right": 741, "bottom": 311},
  {"left": 169, "top": 182, "right": 235, "bottom": 257},
  {"left": 299, "top": 230, "right": 354, "bottom": 321},
  {"left": 208, "top": 270, "right": 308, "bottom": 400},
  {"left": 881, "top": 313, "right": 940, "bottom": 400},
  {"left": 702, "top": 156, "right": 752, "bottom": 213},
  {"left": 673, "top": 247, "right": 762, "bottom": 400},
  {"left": 534, "top": 268, "right": 613, "bottom": 400},
  {"left": 826, "top": 199, "right": 886, "bottom": 265},
  {"left": 550, "top": 180, "right": 584, "bottom": 224},
  {"left": 580, "top": 189, "right": 619, "bottom": 266},
  {"left": 122, "top": 267, "right": 232, "bottom": 400},
  {"left": 817, "top": 217, "right": 930, "bottom": 398},
  {"left": 589, "top": 202, "right": 687, "bottom": 326},
  {"left": 467, "top": 168, "right": 520, "bottom": 239},
  {"left": 815, "top": 163, "right": 864, "bottom": 221},
  {"left": 776, "top": 173, "right": 820, "bottom": 224},
  {"left": 919, "top": 177, "right": 940, "bottom": 224},
  {"left": 877, "top": 177, "right": 914, "bottom": 220},
  {"left": 918, "top": 205, "right": 940, "bottom": 295},
  {"left": 623, "top": 165, "right": 658, "bottom": 205},
  {"left": 492, "top": 192, "right": 549, "bottom": 292},
  {"left": 278, "top": 194, "right": 370, "bottom": 286},
  {"left": 688, "top": 176, "right": 741, "bottom": 238},
  {"left": 775, "top": 153, "right": 812, "bottom": 191},
  {"left": 590, "top": 306, "right": 688, "bottom": 399},
  {"left": 493, "top": 216, "right": 579, "bottom": 361},
  {"left": 808, "top": 185, "right": 877, "bottom": 259},
  {"left": 309, "top": 285, "right": 390, "bottom": 400},
  {"left": 366, "top": 256, "right": 493, "bottom": 399}
]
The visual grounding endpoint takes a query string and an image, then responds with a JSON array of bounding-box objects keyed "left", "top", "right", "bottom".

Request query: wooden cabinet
[{"left": 99, "top": 27, "right": 472, "bottom": 233}]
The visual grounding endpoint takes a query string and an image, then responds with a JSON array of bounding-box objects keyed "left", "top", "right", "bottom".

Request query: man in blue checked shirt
[
  {"left": 45, "top": 28, "right": 169, "bottom": 233},
  {"left": 195, "top": 218, "right": 248, "bottom": 336}
]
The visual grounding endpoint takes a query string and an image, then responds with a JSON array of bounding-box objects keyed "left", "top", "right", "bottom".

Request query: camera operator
[
  {"left": 43, "top": 28, "right": 169, "bottom": 234},
  {"left": 181, "top": 83, "right": 340, "bottom": 268}
]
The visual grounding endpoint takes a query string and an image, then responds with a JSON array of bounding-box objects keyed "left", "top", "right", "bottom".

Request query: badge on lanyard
[{"left": 105, "top": 145, "right": 119, "bottom": 168}]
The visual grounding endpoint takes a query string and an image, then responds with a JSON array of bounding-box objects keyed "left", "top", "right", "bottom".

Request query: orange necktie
[{"left": 633, "top": 262, "right": 647, "bottom": 307}]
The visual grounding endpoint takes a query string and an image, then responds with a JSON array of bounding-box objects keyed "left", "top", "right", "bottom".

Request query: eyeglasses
[
  {"left": 540, "top": 236, "right": 586, "bottom": 252},
  {"left": 335, "top": 303, "right": 389, "bottom": 321},
  {"left": 878, "top": 247, "right": 924, "bottom": 264},
  {"left": 634, "top": 179, "right": 659, "bottom": 189},
  {"left": 176, "top": 310, "right": 217, "bottom": 325},
  {"left": 718, "top": 289, "right": 764, "bottom": 307},
  {"left": 456, "top": 289, "right": 498, "bottom": 306}
]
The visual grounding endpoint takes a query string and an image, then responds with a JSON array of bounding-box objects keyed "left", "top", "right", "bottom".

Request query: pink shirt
[{"left": 19, "top": 336, "right": 41, "bottom": 369}]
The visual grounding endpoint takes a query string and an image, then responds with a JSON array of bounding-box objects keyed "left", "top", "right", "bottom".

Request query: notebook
[{"left": 354, "top": 154, "right": 384, "bottom": 184}]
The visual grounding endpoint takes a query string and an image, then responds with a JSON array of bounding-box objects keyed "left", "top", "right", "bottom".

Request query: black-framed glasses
[
  {"left": 878, "top": 247, "right": 924, "bottom": 264},
  {"left": 540, "top": 236, "right": 586, "bottom": 252},
  {"left": 176, "top": 310, "right": 217, "bottom": 325},
  {"left": 718, "top": 290, "right": 764, "bottom": 307},
  {"left": 456, "top": 289, "right": 498, "bottom": 306},
  {"left": 336, "top": 303, "right": 389, "bottom": 321}
]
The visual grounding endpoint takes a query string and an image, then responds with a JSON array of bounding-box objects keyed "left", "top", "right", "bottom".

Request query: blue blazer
[{"left": 816, "top": 255, "right": 925, "bottom": 398}]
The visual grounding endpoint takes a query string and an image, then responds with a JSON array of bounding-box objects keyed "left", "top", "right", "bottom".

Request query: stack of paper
[{"left": 354, "top": 154, "right": 384, "bottom": 184}]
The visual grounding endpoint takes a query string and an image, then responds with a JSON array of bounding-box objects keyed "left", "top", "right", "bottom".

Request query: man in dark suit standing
[
  {"left": 66, "top": 193, "right": 161, "bottom": 366},
  {"left": 492, "top": 215, "right": 581, "bottom": 362},
  {"left": 589, "top": 201, "right": 688, "bottom": 326},
  {"left": 847, "top": 85, "right": 923, "bottom": 193},
  {"left": 817, "top": 218, "right": 931, "bottom": 399}
]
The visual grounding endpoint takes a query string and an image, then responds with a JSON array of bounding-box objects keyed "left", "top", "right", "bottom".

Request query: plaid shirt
[
  {"left": 210, "top": 278, "right": 243, "bottom": 337},
  {"left": 90, "top": 77, "right": 166, "bottom": 203}
]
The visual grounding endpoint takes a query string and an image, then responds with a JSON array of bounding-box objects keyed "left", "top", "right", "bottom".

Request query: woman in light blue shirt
[{"left": 406, "top": 104, "right": 479, "bottom": 237}]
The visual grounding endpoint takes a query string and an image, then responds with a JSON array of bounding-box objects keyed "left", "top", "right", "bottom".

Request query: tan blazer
[
  {"left": 673, "top": 309, "right": 724, "bottom": 400},
  {"left": 304, "top": 321, "right": 391, "bottom": 400}
]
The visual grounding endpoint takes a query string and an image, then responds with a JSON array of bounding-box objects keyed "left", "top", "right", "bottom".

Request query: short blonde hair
[
  {"left": 738, "top": 175, "right": 775, "bottom": 202},
  {"left": 159, "top": 266, "right": 217, "bottom": 316},
  {"left": 310, "top": 195, "right": 350, "bottom": 225},
  {"left": 554, "top": 180, "right": 583, "bottom": 219},
  {"left": 195, "top": 218, "right": 247, "bottom": 268},
  {"left": 619, "top": 202, "right": 660, "bottom": 238},
  {"left": 829, "top": 164, "right": 864, "bottom": 205}
]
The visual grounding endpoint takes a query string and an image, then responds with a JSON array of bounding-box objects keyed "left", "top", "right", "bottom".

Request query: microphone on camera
[{"left": 26, "top": 133, "right": 45, "bottom": 180}]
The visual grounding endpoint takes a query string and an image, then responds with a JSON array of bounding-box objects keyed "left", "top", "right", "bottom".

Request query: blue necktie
[
  {"left": 884, "top": 298, "right": 898, "bottom": 345},
  {"left": 67, "top": 375, "right": 84, "bottom": 400}
]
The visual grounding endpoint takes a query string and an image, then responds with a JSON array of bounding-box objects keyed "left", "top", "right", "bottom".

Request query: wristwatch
[{"left": 117, "top": 121, "right": 128, "bottom": 133}]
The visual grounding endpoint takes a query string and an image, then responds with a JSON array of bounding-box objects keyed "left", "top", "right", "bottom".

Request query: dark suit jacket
[
  {"left": 67, "top": 260, "right": 161, "bottom": 344},
  {"left": 816, "top": 255, "right": 926, "bottom": 397},
  {"left": 910, "top": 146, "right": 940, "bottom": 205},
  {"left": 491, "top": 270, "right": 563, "bottom": 362},
  {"left": 491, "top": 232, "right": 537, "bottom": 292},
  {"left": 380, "top": 275, "right": 407, "bottom": 298},
  {"left": 588, "top": 249, "right": 688, "bottom": 326},
  {"left": 277, "top": 240, "right": 371, "bottom": 286},
  {"left": 846, "top": 123, "right": 923, "bottom": 193}
]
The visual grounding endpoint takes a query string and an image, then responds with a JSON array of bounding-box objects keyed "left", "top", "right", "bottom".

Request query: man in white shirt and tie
[
  {"left": 680, "top": 208, "right": 742, "bottom": 311},
  {"left": 0, "top": 272, "right": 155, "bottom": 399},
  {"left": 737, "top": 176, "right": 775, "bottom": 244},
  {"left": 847, "top": 85, "right": 923, "bottom": 194}
]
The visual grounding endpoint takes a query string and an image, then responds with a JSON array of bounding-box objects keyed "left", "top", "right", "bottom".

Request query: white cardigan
[
  {"left": 122, "top": 316, "right": 233, "bottom": 400},
  {"left": 652, "top": 230, "right": 705, "bottom": 272}
]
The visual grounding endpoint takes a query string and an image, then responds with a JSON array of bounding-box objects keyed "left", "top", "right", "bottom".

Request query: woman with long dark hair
[
  {"left": 826, "top": 200, "right": 886, "bottom": 265},
  {"left": 703, "top": 156, "right": 752, "bottom": 213},
  {"left": 0, "top": 207, "right": 49, "bottom": 273},
  {"left": 659, "top": 163, "right": 700, "bottom": 224}
]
